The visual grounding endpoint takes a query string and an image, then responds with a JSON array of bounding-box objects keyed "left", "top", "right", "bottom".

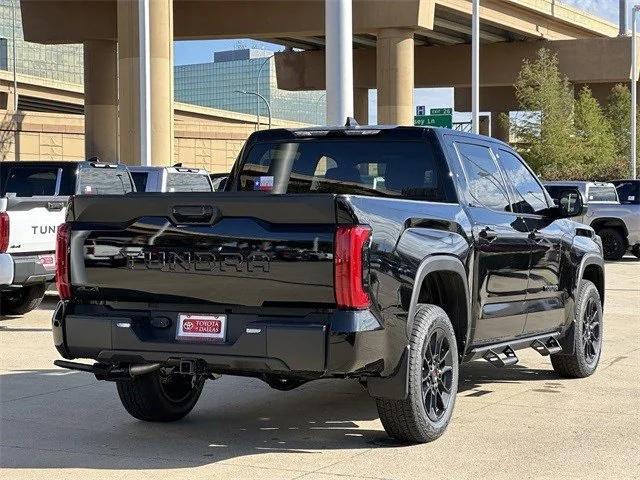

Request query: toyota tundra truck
[
  {"left": 52, "top": 126, "right": 605, "bottom": 443},
  {"left": 0, "top": 160, "right": 134, "bottom": 315}
]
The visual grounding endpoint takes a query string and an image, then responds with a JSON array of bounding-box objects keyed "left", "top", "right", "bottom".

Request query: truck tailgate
[
  {"left": 68, "top": 193, "right": 337, "bottom": 307},
  {"left": 3, "top": 196, "right": 67, "bottom": 254}
]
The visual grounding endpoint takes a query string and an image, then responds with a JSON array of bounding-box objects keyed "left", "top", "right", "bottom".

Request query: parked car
[
  {"left": 611, "top": 179, "right": 640, "bottom": 258},
  {"left": 0, "top": 160, "right": 134, "bottom": 315},
  {"left": 129, "top": 164, "right": 213, "bottom": 192},
  {"left": 52, "top": 126, "right": 604, "bottom": 443},
  {"left": 544, "top": 180, "right": 640, "bottom": 260}
]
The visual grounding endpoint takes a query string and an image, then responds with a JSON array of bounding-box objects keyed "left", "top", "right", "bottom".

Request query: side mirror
[{"left": 555, "top": 188, "right": 585, "bottom": 218}]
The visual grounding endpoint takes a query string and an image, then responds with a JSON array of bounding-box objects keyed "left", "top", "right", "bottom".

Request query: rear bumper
[
  {"left": 0, "top": 253, "right": 54, "bottom": 288},
  {"left": 52, "top": 302, "right": 397, "bottom": 379}
]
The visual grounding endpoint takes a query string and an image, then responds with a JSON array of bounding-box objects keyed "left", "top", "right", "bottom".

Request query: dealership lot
[{"left": 1, "top": 260, "right": 639, "bottom": 480}]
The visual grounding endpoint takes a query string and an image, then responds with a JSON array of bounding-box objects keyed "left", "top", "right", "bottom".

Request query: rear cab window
[
  {"left": 0, "top": 163, "right": 77, "bottom": 197},
  {"left": 76, "top": 164, "right": 134, "bottom": 195},
  {"left": 236, "top": 138, "right": 457, "bottom": 202},
  {"left": 586, "top": 185, "right": 618, "bottom": 203},
  {"left": 166, "top": 171, "right": 213, "bottom": 192}
]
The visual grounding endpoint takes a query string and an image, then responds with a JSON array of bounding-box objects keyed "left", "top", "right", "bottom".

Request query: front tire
[
  {"left": 551, "top": 280, "right": 603, "bottom": 378},
  {"left": 0, "top": 284, "right": 46, "bottom": 316},
  {"left": 376, "top": 304, "right": 459, "bottom": 443},
  {"left": 117, "top": 370, "right": 205, "bottom": 422},
  {"left": 598, "top": 228, "right": 626, "bottom": 261}
]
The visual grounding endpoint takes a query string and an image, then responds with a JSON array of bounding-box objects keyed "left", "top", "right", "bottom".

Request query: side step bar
[
  {"left": 466, "top": 332, "right": 563, "bottom": 367},
  {"left": 483, "top": 346, "right": 518, "bottom": 367}
]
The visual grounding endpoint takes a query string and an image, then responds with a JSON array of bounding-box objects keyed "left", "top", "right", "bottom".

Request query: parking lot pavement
[{"left": 1, "top": 260, "right": 639, "bottom": 480}]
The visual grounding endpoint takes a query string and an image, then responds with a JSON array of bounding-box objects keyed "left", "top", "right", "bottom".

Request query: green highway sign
[
  {"left": 414, "top": 114, "right": 453, "bottom": 129},
  {"left": 430, "top": 108, "right": 453, "bottom": 115}
]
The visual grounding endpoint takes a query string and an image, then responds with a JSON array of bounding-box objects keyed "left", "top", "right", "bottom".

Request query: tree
[
  {"left": 605, "top": 84, "right": 639, "bottom": 178},
  {"left": 510, "top": 49, "right": 580, "bottom": 179},
  {"left": 574, "top": 86, "right": 619, "bottom": 180}
]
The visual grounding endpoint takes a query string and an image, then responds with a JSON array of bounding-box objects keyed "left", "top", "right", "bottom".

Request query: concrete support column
[
  {"left": 491, "top": 111, "right": 510, "bottom": 142},
  {"left": 354, "top": 87, "right": 368, "bottom": 125},
  {"left": 149, "top": 0, "right": 174, "bottom": 165},
  {"left": 117, "top": 0, "right": 174, "bottom": 166},
  {"left": 84, "top": 40, "right": 118, "bottom": 163},
  {"left": 376, "top": 28, "right": 414, "bottom": 125}
]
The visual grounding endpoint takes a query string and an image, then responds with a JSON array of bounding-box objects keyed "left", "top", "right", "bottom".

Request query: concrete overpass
[{"left": 17, "top": 0, "right": 621, "bottom": 164}]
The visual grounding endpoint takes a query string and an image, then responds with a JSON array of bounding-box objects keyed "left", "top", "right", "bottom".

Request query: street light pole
[
  {"left": 11, "top": 0, "right": 18, "bottom": 113},
  {"left": 471, "top": 0, "right": 480, "bottom": 134},
  {"left": 632, "top": 5, "right": 639, "bottom": 179},
  {"left": 255, "top": 53, "right": 275, "bottom": 129},
  {"left": 325, "top": 0, "right": 353, "bottom": 125},
  {"left": 236, "top": 90, "right": 271, "bottom": 130}
]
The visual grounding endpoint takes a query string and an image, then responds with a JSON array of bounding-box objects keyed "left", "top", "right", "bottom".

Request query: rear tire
[
  {"left": 375, "top": 304, "right": 459, "bottom": 443},
  {"left": 551, "top": 280, "right": 602, "bottom": 378},
  {"left": 0, "top": 284, "right": 46, "bottom": 316},
  {"left": 116, "top": 370, "right": 205, "bottom": 422},
  {"left": 598, "top": 228, "right": 626, "bottom": 261}
]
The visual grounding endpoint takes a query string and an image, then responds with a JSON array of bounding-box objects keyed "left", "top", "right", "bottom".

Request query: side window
[
  {"left": 455, "top": 142, "right": 511, "bottom": 212},
  {"left": 496, "top": 150, "right": 549, "bottom": 215}
]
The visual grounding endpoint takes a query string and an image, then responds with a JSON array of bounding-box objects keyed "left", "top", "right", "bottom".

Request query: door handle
[
  {"left": 171, "top": 205, "right": 216, "bottom": 224},
  {"left": 479, "top": 226, "right": 498, "bottom": 241}
]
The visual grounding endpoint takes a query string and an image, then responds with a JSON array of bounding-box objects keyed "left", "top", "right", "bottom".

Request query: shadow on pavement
[{"left": 0, "top": 359, "right": 561, "bottom": 471}]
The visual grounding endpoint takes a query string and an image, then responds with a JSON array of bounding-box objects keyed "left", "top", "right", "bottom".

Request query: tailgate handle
[
  {"left": 171, "top": 205, "right": 216, "bottom": 224},
  {"left": 47, "top": 201, "right": 66, "bottom": 211}
]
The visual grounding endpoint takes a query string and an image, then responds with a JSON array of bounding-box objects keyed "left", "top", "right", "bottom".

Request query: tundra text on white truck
[{"left": 0, "top": 161, "right": 134, "bottom": 315}]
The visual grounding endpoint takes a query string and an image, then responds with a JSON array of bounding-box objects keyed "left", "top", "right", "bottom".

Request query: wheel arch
[
  {"left": 407, "top": 256, "right": 471, "bottom": 357},
  {"left": 590, "top": 217, "right": 629, "bottom": 238}
]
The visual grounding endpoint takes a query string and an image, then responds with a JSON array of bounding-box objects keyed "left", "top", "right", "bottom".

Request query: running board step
[
  {"left": 482, "top": 346, "right": 518, "bottom": 367},
  {"left": 531, "top": 337, "right": 563, "bottom": 356}
]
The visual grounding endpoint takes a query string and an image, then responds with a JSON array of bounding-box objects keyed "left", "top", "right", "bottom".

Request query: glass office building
[
  {"left": 175, "top": 49, "right": 325, "bottom": 125},
  {"left": 0, "top": 2, "right": 83, "bottom": 85}
]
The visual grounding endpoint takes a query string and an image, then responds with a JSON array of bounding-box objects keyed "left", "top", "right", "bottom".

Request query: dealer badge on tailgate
[{"left": 176, "top": 314, "right": 226, "bottom": 342}]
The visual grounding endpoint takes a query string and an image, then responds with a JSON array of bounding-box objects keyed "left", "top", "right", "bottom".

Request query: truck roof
[{"left": 247, "top": 125, "right": 508, "bottom": 146}]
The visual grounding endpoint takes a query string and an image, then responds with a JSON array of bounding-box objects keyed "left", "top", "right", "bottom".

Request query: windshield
[
  {"left": 237, "top": 139, "right": 456, "bottom": 202},
  {"left": 613, "top": 181, "right": 640, "bottom": 205}
]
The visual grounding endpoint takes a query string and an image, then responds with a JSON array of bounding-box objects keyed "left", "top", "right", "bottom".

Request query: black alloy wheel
[
  {"left": 422, "top": 328, "right": 454, "bottom": 422},
  {"left": 581, "top": 296, "right": 601, "bottom": 365}
]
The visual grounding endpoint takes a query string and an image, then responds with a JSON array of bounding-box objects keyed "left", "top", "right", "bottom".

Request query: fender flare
[
  {"left": 577, "top": 253, "right": 605, "bottom": 304},
  {"left": 406, "top": 255, "right": 471, "bottom": 348}
]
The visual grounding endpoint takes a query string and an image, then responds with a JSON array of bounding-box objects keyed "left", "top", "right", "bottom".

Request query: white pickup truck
[{"left": 0, "top": 160, "right": 134, "bottom": 315}]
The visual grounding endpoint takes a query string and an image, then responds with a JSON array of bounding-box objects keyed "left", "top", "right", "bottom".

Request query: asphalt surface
[{"left": 1, "top": 259, "right": 639, "bottom": 480}]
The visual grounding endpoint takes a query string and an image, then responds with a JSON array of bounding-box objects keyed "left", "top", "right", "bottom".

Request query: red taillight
[
  {"left": 334, "top": 225, "right": 372, "bottom": 309},
  {"left": 55, "top": 223, "right": 71, "bottom": 300},
  {"left": 0, "top": 212, "right": 9, "bottom": 253}
]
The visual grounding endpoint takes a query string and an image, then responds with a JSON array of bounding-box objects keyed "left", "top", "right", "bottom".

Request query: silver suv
[{"left": 544, "top": 181, "right": 640, "bottom": 260}]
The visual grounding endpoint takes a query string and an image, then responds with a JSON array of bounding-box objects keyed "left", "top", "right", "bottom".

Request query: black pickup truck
[{"left": 52, "top": 126, "right": 605, "bottom": 443}]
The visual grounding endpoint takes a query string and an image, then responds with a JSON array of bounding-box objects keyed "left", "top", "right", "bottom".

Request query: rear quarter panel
[{"left": 340, "top": 195, "right": 472, "bottom": 372}]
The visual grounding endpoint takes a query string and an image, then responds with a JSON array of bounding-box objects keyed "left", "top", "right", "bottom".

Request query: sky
[{"left": 172, "top": 0, "right": 630, "bottom": 123}]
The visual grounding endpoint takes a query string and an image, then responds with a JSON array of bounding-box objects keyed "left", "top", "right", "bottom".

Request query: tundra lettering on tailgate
[{"left": 123, "top": 249, "right": 270, "bottom": 273}]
